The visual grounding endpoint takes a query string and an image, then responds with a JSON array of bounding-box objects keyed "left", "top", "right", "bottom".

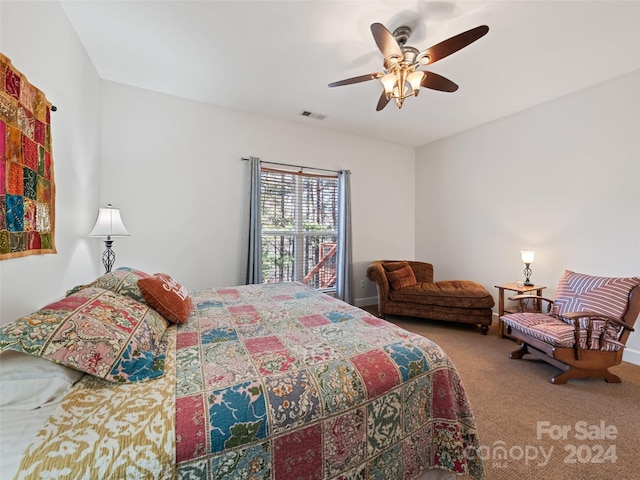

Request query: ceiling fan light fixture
[
  {"left": 418, "top": 53, "right": 431, "bottom": 65},
  {"left": 383, "top": 56, "right": 401, "bottom": 70},
  {"left": 397, "top": 68, "right": 408, "bottom": 99},
  {"left": 407, "top": 71, "right": 425, "bottom": 97},
  {"left": 381, "top": 73, "right": 397, "bottom": 99}
]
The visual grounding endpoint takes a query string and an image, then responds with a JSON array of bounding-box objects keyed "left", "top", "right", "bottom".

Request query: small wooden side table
[{"left": 495, "top": 283, "right": 546, "bottom": 339}]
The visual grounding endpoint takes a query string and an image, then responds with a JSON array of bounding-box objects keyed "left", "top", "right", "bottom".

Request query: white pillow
[{"left": 0, "top": 350, "right": 84, "bottom": 410}]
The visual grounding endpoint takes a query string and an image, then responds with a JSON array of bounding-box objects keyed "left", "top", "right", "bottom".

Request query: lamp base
[
  {"left": 102, "top": 239, "right": 115, "bottom": 273},
  {"left": 523, "top": 264, "right": 533, "bottom": 287}
]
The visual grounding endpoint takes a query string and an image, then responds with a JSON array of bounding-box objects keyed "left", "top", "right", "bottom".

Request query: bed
[{"left": 0, "top": 268, "right": 484, "bottom": 479}]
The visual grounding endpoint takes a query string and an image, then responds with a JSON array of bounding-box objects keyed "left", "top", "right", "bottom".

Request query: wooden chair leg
[
  {"left": 550, "top": 371, "right": 571, "bottom": 385},
  {"left": 604, "top": 370, "right": 622, "bottom": 383},
  {"left": 509, "top": 342, "right": 529, "bottom": 359},
  {"left": 551, "top": 367, "right": 622, "bottom": 385}
]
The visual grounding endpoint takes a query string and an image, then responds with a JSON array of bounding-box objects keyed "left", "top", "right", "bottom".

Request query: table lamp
[
  {"left": 89, "top": 204, "right": 130, "bottom": 273},
  {"left": 520, "top": 250, "right": 535, "bottom": 286}
]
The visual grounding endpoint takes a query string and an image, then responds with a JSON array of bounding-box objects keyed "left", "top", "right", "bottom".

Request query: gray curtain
[
  {"left": 245, "top": 156, "right": 262, "bottom": 284},
  {"left": 336, "top": 169, "right": 353, "bottom": 304}
]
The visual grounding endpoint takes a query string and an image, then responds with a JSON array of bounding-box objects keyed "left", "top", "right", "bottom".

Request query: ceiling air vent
[{"left": 299, "top": 110, "right": 326, "bottom": 120}]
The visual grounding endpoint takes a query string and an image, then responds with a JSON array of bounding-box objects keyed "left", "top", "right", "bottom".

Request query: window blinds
[{"left": 260, "top": 168, "right": 338, "bottom": 289}]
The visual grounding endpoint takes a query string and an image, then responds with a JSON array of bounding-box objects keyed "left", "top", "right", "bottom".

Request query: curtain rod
[{"left": 241, "top": 157, "right": 340, "bottom": 174}]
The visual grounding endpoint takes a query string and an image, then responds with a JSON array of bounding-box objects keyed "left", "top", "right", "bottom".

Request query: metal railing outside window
[{"left": 260, "top": 168, "right": 338, "bottom": 291}]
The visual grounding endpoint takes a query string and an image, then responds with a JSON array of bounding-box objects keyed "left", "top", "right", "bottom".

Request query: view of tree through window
[{"left": 260, "top": 168, "right": 338, "bottom": 291}]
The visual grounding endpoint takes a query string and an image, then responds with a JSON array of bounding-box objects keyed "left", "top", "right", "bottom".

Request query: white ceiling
[{"left": 60, "top": 0, "right": 640, "bottom": 148}]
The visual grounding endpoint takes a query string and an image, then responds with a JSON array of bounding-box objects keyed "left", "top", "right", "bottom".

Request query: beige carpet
[{"left": 363, "top": 307, "right": 640, "bottom": 480}]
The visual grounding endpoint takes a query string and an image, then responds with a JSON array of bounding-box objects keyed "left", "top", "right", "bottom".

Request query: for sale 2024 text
[{"left": 537, "top": 420, "right": 618, "bottom": 465}]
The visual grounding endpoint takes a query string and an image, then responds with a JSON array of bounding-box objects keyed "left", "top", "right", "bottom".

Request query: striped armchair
[{"left": 502, "top": 270, "right": 640, "bottom": 384}]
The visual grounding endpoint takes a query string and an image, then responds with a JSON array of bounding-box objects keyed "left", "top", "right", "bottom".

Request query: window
[{"left": 260, "top": 168, "right": 338, "bottom": 291}]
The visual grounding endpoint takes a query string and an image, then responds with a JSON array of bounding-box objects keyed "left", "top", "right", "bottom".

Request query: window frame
[{"left": 260, "top": 166, "right": 339, "bottom": 292}]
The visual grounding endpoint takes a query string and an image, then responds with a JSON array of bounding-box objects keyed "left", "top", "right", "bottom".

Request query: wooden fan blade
[
  {"left": 420, "top": 25, "right": 489, "bottom": 65},
  {"left": 371, "top": 23, "right": 403, "bottom": 61},
  {"left": 376, "top": 91, "right": 391, "bottom": 111},
  {"left": 420, "top": 71, "right": 459, "bottom": 92},
  {"left": 328, "top": 72, "right": 383, "bottom": 87}
]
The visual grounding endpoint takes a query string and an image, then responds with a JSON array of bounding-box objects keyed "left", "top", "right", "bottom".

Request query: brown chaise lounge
[{"left": 366, "top": 260, "right": 495, "bottom": 334}]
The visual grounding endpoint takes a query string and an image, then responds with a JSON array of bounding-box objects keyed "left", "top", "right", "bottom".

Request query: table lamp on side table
[
  {"left": 520, "top": 250, "right": 535, "bottom": 286},
  {"left": 89, "top": 204, "right": 130, "bottom": 273}
]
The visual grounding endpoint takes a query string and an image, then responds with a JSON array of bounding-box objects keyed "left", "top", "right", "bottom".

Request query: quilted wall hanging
[{"left": 0, "top": 52, "right": 56, "bottom": 259}]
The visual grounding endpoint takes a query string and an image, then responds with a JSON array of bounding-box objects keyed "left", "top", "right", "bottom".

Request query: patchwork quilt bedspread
[{"left": 15, "top": 282, "right": 484, "bottom": 479}]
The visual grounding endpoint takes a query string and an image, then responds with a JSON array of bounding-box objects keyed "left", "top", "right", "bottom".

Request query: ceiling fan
[{"left": 328, "top": 22, "right": 489, "bottom": 111}]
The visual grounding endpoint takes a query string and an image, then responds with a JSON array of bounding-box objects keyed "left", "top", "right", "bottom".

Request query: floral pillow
[
  {"left": 66, "top": 267, "right": 151, "bottom": 303},
  {"left": 0, "top": 287, "right": 169, "bottom": 383}
]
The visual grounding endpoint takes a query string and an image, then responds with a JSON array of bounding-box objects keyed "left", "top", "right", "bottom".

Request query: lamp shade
[
  {"left": 89, "top": 204, "right": 130, "bottom": 238},
  {"left": 380, "top": 73, "right": 397, "bottom": 96},
  {"left": 520, "top": 250, "right": 535, "bottom": 264},
  {"left": 407, "top": 71, "right": 425, "bottom": 96}
]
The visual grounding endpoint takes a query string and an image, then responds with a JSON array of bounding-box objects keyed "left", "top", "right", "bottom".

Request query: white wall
[
  {"left": 0, "top": 1, "right": 102, "bottom": 324},
  {"left": 3, "top": 2, "right": 637, "bottom": 365},
  {"left": 415, "top": 70, "right": 640, "bottom": 364},
  {"left": 99, "top": 81, "right": 416, "bottom": 306}
]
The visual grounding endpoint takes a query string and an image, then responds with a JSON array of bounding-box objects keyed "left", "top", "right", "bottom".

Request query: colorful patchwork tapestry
[{"left": 0, "top": 52, "right": 56, "bottom": 259}]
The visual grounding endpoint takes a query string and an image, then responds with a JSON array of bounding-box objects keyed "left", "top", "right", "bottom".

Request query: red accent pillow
[
  {"left": 385, "top": 265, "right": 417, "bottom": 289},
  {"left": 138, "top": 273, "right": 192, "bottom": 324}
]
